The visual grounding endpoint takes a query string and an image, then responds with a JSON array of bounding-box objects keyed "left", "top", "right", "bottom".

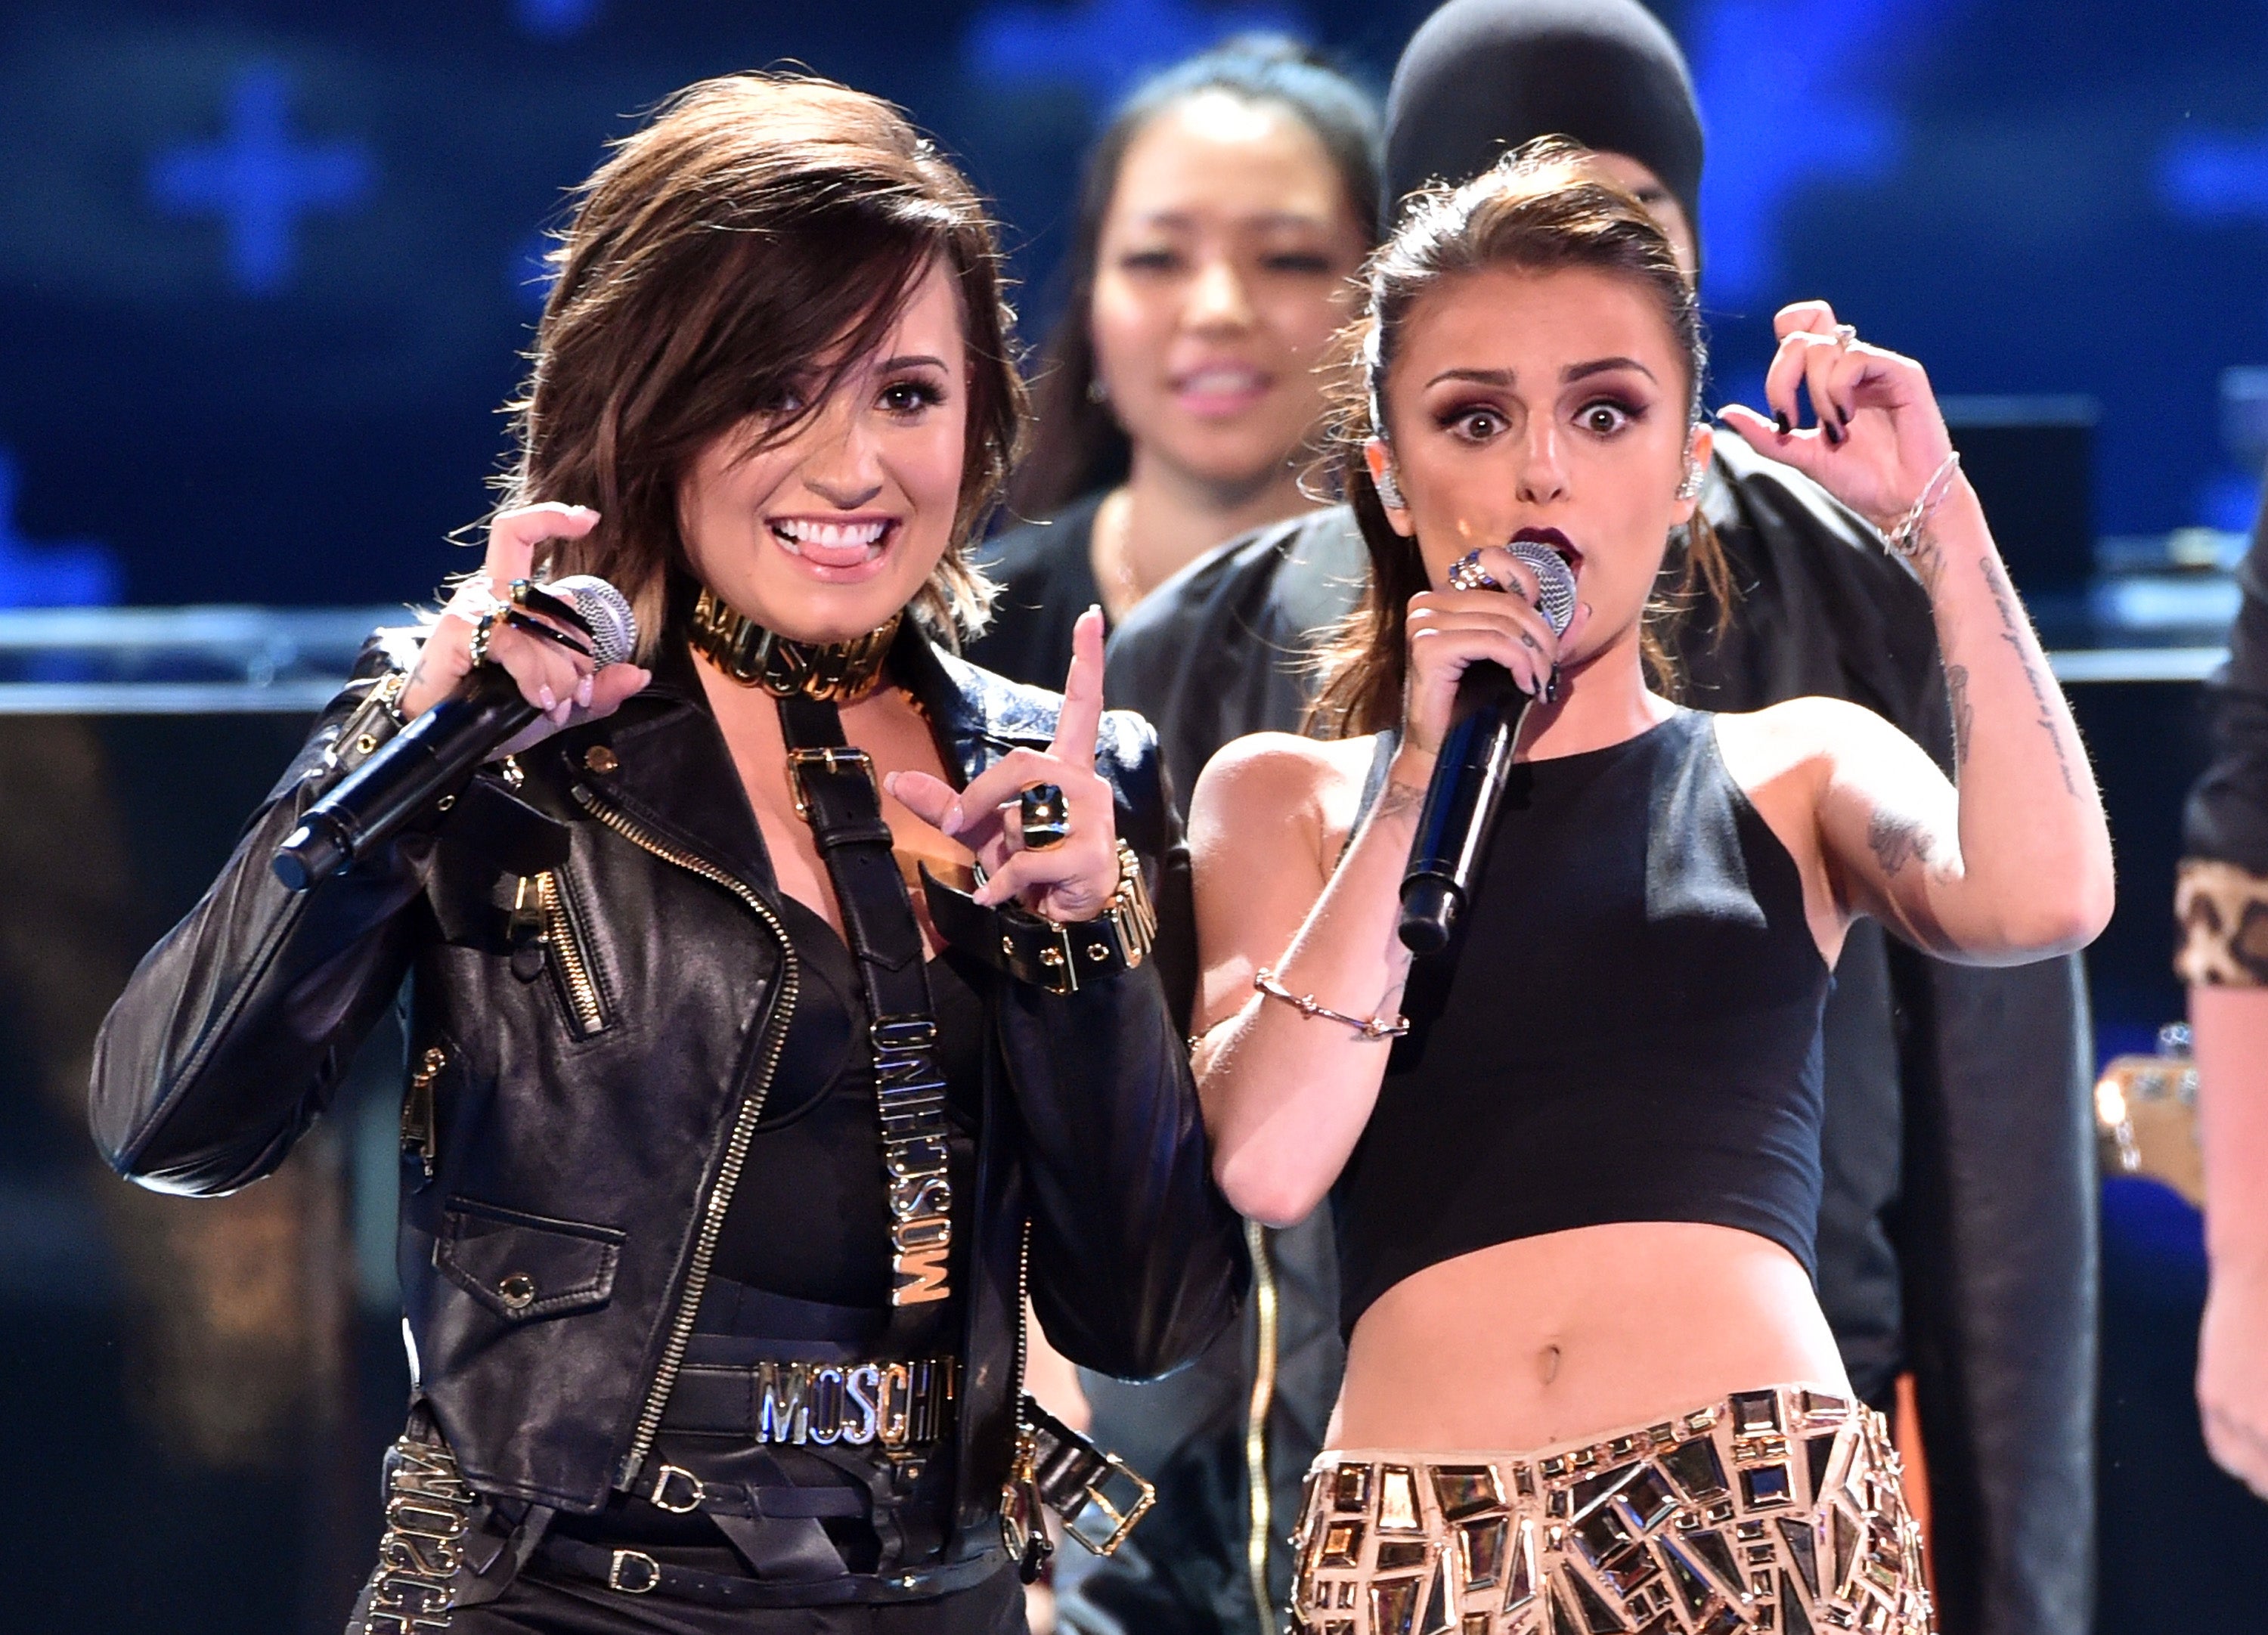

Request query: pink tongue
[{"left": 789, "top": 534, "right": 877, "bottom": 568}]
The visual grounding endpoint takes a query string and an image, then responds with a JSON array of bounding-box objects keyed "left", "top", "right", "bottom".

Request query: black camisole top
[{"left": 1334, "top": 708, "right": 1833, "bottom": 1340}]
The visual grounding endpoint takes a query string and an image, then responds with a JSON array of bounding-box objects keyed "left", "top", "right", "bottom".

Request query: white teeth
[
  {"left": 771, "top": 519, "right": 888, "bottom": 554},
  {"left": 1182, "top": 368, "right": 1264, "bottom": 394}
]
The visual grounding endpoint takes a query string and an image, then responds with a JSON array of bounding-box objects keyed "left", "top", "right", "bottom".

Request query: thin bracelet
[
  {"left": 1884, "top": 451, "right": 1963, "bottom": 560},
  {"left": 1253, "top": 967, "right": 1409, "bottom": 1041}
]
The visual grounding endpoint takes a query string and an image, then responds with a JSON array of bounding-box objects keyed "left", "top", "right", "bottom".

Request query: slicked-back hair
[
  {"left": 497, "top": 72, "right": 1025, "bottom": 658},
  {"left": 1311, "top": 136, "right": 1728, "bottom": 738}
]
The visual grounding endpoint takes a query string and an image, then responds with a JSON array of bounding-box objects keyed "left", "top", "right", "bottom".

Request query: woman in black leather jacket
[{"left": 88, "top": 71, "right": 1244, "bottom": 1635}]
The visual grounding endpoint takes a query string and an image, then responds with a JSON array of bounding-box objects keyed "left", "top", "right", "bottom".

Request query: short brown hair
[
  {"left": 1311, "top": 137, "right": 1727, "bottom": 738},
  {"left": 497, "top": 72, "right": 1025, "bottom": 658}
]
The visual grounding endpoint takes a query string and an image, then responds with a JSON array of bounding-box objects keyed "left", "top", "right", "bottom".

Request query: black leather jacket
[
  {"left": 88, "top": 624, "right": 1247, "bottom": 1574},
  {"left": 1089, "top": 433, "right": 2094, "bottom": 1635}
]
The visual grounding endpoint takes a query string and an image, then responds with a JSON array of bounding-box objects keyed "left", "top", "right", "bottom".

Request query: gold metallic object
[
  {"left": 401, "top": 1045, "right": 446, "bottom": 1181},
  {"left": 785, "top": 745, "right": 879, "bottom": 822},
  {"left": 583, "top": 744, "right": 619, "bottom": 775},
  {"left": 1290, "top": 1387, "right": 1931, "bottom": 1635},
  {"left": 569, "top": 782, "right": 801, "bottom": 1491},
  {"left": 688, "top": 587, "right": 900, "bottom": 702},
  {"left": 1018, "top": 782, "right": 1072, "bottom": 850},
  {"left": 2093, "top": 1023, "right": 2202, "bottom": 1207}
]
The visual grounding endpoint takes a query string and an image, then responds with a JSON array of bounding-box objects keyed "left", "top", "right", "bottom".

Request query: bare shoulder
[
  {"left": 1712, "top": 695, "right": 1903, "bottom": 785},
  {"left": 1188, "top": 735, "right": 1361, "bottom": 835}
]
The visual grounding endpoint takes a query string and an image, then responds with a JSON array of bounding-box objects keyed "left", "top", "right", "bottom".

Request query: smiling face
[
  {"left": 677, "top": 259, "right": 969, "bottom": 646},
  {"left": 1088, "top": 90, "right": 1369, "bottom": 494},
  {"left": 1373, "top": 262, "right": 1708, "bottom": 670}
]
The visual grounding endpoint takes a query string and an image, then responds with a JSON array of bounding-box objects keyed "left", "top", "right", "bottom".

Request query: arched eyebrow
[
  {"left": 1563, "top": 356, "right": 1656, "bottom": 384},
  {"left": 1421, "top": 357, "right": 1659, "bottom": 391},
  {"left": 875, "top": 354, "right": 950, "bottom": 373}
]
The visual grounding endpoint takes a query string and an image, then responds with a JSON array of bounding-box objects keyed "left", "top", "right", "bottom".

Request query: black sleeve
[
  {"left": 88, "top": 639, "right": 431, "bottom": 1194},
  {"left": 985, "top": 709, "right": 1248, "bottom": 1380},
  {"left": 2183, "top": 494, "right": 2268, "bottom": 872}
]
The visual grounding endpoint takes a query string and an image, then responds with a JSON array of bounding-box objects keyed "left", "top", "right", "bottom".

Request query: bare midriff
[{"left": 1329, "top": 1221, "right": 1849, "bottom": 1451}]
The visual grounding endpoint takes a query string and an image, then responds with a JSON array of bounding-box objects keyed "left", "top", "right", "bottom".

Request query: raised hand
[
  {"left": 398, "top": 502, "right": 652, "bottom": 754},
  {"left": 1717, "top": 300, "right": 1958, "bottom": 535},
  {"left": 888, "top": 607, "right": 1123, "bottom": 922}
]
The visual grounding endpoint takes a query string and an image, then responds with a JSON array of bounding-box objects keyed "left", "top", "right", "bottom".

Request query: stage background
[{"left": 5, "top": 2, "right": 2267, "bottom": 1630}]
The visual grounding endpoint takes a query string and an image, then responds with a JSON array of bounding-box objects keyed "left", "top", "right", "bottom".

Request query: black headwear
[{"left": 1383, "top": 0, "right": 1703, "bottom": 235}]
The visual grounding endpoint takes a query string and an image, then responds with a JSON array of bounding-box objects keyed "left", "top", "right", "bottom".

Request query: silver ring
[
  {"left": 1833, "top": 323, "right": 1857, "bottom": 346},
  {"left": 1446, "top": 549, "right": 1504, "bottom": 593}
]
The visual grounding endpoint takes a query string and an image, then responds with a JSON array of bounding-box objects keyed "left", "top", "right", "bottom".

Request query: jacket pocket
[
  {"left": 435, "top": 1196, "right": 624, "bottom": 1323},
  {"left": 506, "top": 869, "right": 615, "bottom": 1039}
]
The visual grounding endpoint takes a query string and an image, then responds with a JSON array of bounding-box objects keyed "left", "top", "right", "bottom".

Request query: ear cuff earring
[
  {"left": 1374, "top": 464, "right": 1407, "bottom": 509},
  {"left": 1676, "top": 461, "right": 1706, "bottom": 500}
]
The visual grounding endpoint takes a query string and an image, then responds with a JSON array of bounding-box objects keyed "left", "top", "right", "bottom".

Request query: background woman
[
  {"left": 90, "top": 73, "right": 1243, "bottom": 1633},
  {"left": 1190, "top": 144, "right": 2112, "bottom": 1634},
  {"left": 965, "top": 39, "right": 1377, "bottom": 688}
]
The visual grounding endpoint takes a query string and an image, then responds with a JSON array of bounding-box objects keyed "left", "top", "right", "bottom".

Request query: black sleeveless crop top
[{"left": 1334, "top": 709, "right": 1832, "bottom": 1339}]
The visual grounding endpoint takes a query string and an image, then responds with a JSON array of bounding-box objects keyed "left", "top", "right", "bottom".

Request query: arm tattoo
[
  {"left": 1979, "top": 556, "right": 2080, "bottom": 796},
  {"left": 1867, "top": 808, "right": 1929, "bottom": 877},
  {"left": 1944, "top": 663, "right": 1974, "bottom": 769},
  {"left": 1371, "top": 781, "right": 1424, "bottom": 823}
]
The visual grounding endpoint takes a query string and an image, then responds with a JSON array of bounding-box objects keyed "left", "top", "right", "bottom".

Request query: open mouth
[
  {"left": 1511, "top": 526, "right": 1582, "bottom": 575},
  {"left": 770, "top": 516, "right": 894, "bottom": 571},
  {"left": 1171, "top": 364, "right": 1271, "bottom": 413}
]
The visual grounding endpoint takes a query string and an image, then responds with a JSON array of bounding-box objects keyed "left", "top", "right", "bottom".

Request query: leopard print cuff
[{"left": 2175, "top": 859, "right": 2268, "bottom": 986}]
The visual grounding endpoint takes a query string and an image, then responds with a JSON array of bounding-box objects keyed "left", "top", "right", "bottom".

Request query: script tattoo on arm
[
  {"left": 1944, "top": 663, "right": 1974, "bottom": 769},
  {"left": 1980, "top": 556, "right": 2080, "bottom": 796}
]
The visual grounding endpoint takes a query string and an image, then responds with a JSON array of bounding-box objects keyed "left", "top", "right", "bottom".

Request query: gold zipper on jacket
[
  {"left": 536, "top": 870, "right": 609, "bottom": 1036},
  {"left": 571, "top": 783, "right": 798, "bottom": 1490},
  {"left": 403, "top": 1045, "right": 446, "bottom": 1180},
  {"left": 1244, "top": 1219, "right": 1280, "bottom": 1631}
]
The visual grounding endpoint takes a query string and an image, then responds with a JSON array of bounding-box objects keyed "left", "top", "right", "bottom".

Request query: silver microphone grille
[
  {"left": 1504, "top": 540, "right": 1578, "bottom": 636},
  {"left": 548, "top": 575, "right": 638, "bottom": 669}
]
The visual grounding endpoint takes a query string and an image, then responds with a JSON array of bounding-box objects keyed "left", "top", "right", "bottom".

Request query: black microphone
[
  {"left": 272, "top": 576, "right": 638, "bottom": 892},
  {"left": 1398, "top": 540, "right": 1578, "bottom": 955}
]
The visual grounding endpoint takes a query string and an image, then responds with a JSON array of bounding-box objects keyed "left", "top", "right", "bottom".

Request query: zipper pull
[
  {"left": 507, "top": 875, "right": 547, "bottom": 982},
  {"left": 1002, "top": 1421, "right": 1055, "bottom": 1584},
  {"left": 402, "top": 1045, "right": 445, "bottom": 1182}
]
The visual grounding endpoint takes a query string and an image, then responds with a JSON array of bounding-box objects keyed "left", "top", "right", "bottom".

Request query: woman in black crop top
[{"left": 1186, "top": 140, "right": 2112, "bottom": 1635}]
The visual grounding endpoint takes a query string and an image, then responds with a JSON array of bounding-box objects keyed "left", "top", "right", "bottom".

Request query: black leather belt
[
  {"left": 658, "top": 1356, "right": 957, "bottom": 1448},
  {"left": 534, "top": 1535, "right": 1009, "bottom": 1607}
]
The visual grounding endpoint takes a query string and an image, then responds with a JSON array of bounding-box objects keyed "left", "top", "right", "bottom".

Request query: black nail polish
[
  {"left": 1774, "top": 410, "right": 1792, "bottom": 437},
  {"left": 1837, "top": 406, "right": 1851, "bottom": 429},
  {"left": 1824, "top": 419, "right": 1845, "bottom": 447}
]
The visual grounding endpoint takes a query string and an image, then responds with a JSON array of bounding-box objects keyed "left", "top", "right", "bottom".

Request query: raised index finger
[{"left": 1050, "top": 605, "right": 1106, "bottom": 770}]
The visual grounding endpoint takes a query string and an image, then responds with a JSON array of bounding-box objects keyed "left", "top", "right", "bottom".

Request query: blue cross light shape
[
  {"left": 148, "top": 63, "right": 375, "bottom": 295},
  {"left": 0, "top": 452, "right": 119, "bottom": 609},
  {"left": 965, "top": 0, "right": 1309, "bottom": 109}
]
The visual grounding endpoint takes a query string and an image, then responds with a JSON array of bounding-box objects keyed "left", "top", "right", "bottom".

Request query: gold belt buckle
[
  {"left": 649, "top": 1463, "right": 705, "bottom": 1515},
  {"left": 1061, "top": 1447, "right": 1157, "bottom": 1558},
  {"left": 608, "top": 1548, "right": 661, "bottom": 1593},
  {"left": 785, "top": 747, "right": 878, "bottom": 821}
]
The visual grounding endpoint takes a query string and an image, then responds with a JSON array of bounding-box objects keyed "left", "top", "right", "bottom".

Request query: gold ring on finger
[{"left": 1017, "top": 782, "right": 1071, "bottom": 851}]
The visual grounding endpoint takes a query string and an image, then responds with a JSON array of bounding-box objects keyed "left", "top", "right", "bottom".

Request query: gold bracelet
[{"left": 1252, "top": 967, "right": 1408, "bottom": 1040}]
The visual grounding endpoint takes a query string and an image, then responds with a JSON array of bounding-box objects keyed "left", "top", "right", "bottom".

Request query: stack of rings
[
  {"left": 466, "top": 578, "right": 597, "bottom": 669},
  {"left": 1018, "top": 783, "right": 1070, "bottom": 851},
  {"left": 1446, "top": 549, "right": 1504, "bottom": 593}
]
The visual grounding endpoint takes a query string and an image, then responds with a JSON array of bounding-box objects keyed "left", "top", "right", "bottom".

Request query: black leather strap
[
  {"left": 775, "top": 695, "right": 956, "bottom": 1311},
  {"left": 922, "top": 869, "right": 1136, "bottom": 995},
  {"left": 534, "top": 1535, "right": 1009, "bottom": 1608}
]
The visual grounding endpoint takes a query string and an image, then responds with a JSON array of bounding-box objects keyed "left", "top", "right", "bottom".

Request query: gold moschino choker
[{"left": 686, "top": 587, "right": 901, "bottom": 704}]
